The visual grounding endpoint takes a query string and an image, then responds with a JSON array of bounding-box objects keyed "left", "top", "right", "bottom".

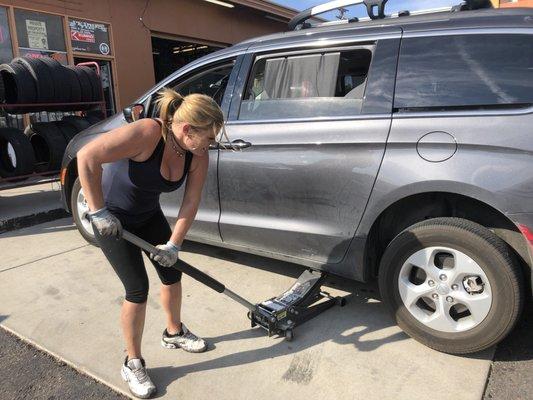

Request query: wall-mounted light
[{"left": 203, "top": 0, "right": 234, "bottom": 8}]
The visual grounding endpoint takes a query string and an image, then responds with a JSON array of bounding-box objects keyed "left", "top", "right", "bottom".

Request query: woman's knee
[{"left": 125, "top": 284, "right": 149, "bottom": 303}]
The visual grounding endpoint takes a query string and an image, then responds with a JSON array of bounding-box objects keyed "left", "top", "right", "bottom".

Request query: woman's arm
[
  {"left": 169, "top": 153, "right": 209, "bottom": 246},
  {"left": 77, "top": 118, "right": 161, "bottom": 212}
]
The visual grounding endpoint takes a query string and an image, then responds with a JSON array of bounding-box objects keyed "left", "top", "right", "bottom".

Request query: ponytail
[{"left": 154, "top": 88, "right": 184, "bottom": 141}]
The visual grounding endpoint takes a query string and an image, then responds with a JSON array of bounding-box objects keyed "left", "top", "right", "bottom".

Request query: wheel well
[
  {"left": 64, "top": 158, "right": 78, "bottom": 213},
  {"left": 365, "top": 192, "right": 531, "bottom": 289}
]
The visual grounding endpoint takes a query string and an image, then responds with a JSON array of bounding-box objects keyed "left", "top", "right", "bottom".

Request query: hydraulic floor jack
[{"left": 123, "top": 231, "right": 346, "bottom": 341}]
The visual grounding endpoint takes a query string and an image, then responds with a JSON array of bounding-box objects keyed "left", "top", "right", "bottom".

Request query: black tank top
[{"left": 102, "top": 119, "right": 193, "bottom": 225}]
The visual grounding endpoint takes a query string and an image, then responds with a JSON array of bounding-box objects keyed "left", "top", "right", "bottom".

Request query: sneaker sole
[
  {"left": 121, "top": 367, "right": 156, "bottom": 399},
  {"left": 161, "top": 338, "right": 207, "bottom": 353}
]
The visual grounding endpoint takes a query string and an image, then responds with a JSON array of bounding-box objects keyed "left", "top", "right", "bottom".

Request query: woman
[{"left": 77, "top": 88, "right": 224, "bottom": 399}]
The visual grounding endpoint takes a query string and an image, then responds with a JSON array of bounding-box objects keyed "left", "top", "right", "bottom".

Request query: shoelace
[
  {"left": 183, "top": 331, "right": 200, "bottom": 342},
  {"left": 132, "top": 367, "right": 149, "bottom": 384}
]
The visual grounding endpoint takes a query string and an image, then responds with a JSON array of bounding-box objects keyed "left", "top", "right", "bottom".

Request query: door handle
[
  {"left": 229, "top": 139, "right": 252, "bottom": 149},
  {"left": 210, "top": 139, "right": 252, "bottom": 150}
]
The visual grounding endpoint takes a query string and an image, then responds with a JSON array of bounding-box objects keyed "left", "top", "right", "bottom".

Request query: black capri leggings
[{"left": 93, "top": 209, "right": 182, "bottom": 303}]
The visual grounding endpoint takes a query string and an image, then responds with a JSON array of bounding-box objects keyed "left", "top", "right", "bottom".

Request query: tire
[
  {"left": 13, "top": 57, "right": 54, "bottom": 103},
  {"left": 0, "top": 62, "right": 37, "bottom": 106},
  {"left": 39, "top": 57, "right": 70, "bottom": 104},
  {"left": 54, "top": 120, "right": 78, "bottom": 142},
  {"left": 28, "top": 122, "right": 67, "bottom": 173},
  {"left": 78, "top": 66, "right": 102, "bottom": 103},
  {"left": 73, "top": 66, "right": 93, "bottom": 105},
  {"left": 379, "top": 217, "right": 524, "bottom": 354},
  {"left": 71, "top": 177, "right": 98, "bottom": 246},
  {"left": 61, "top": 116, "right": 91, "bottom": 133},
  {"left": 0, "top": 127, "right": 35, "bottom": 178},
  {"left": 64, "top": 65, "right": 82, "bottom": 105},
  {"left": 0, "top": 68, "right": 7, "bottom": 102}
]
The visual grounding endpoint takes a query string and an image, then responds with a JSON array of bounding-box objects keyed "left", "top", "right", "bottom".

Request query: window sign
[
  {"left": 18, "top": 49, "right": 67, "bottom": 65},
  {"left": 0, "top": 7, "right": 13, "bottom": 63},
  {"left": 26, "top": 20, "right": 48, "bottom": 49},
  {"left": 15, "top": 10, "right": 66, "bottom": 52},
  {"left": 69, "top": 19, "right": 112, "bottom": 55}
]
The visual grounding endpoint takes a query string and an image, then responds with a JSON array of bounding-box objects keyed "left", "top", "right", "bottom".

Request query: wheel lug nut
[
  {"left": 446, "top": 296, "right": 454, "bottom": 303},
  {"left": 432, "top": 293, "right": 439, "bottom": 299},
  {"left": 428, "top": 280, "right": 435, "bottom": 287},
  {"left": 452, "top": 284, "right": 458, "bottom": 290},
  {"left": 439, "top": 274, "right": 447, "bottom": 281}
]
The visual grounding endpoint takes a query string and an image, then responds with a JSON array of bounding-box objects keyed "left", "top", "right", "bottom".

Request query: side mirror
[{"left": 123, "top": 104, "right": 145, "bottom": 123}]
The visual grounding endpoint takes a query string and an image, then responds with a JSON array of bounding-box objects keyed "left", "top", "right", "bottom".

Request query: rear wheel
[
  {"left": 378, "top": 217, "right": 524, "bottom": 354},
  {"left": 71, "top": 177, "right": 98, "bottom": 246}
]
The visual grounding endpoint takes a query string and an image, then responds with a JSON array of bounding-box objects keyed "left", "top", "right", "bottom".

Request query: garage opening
[{"left": 151, "top": 36, "right": 225, "bottom": 83}]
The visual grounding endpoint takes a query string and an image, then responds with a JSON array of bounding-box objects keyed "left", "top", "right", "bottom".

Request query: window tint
[
  {"left": 395, "top": 34, "right": 533, "bottom": 110},
  {"left": 239, "top": 49, "right": 372, "bottom": 120},
  {"left": 173, "top": 62, "right": 235, "bottom": 106}
]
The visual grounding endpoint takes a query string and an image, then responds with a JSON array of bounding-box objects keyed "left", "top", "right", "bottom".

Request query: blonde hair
[{"left": 154, "top": 88, "right": 226, "bottom": 142}]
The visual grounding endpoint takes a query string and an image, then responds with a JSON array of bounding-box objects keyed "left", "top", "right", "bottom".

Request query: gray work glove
[
  {"left": 88, "top": 207, "right": 122, "bottom": 238},
  {"left": 150, "top": 241, "right": 180, "bottom": 267}
]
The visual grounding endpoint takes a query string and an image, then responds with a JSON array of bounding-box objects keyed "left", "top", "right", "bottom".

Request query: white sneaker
[
  {"left": 120, "top": 357, "right": 157, "bottom": 399},
  {"left": 161, "top": 323, "right": 208, "bottom": 353}
]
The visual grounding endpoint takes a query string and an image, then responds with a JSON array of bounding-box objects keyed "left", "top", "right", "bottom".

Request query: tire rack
[{"left": 0, "top": 61, "right": 106, "bottom": 191}]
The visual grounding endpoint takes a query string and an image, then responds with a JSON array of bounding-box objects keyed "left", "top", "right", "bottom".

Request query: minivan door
[
  {"left": 218, "top": 36, "right": 400, "bottom": 264},
  {"left": 158, "top": 56, "right": 242, "bottom": 243}
]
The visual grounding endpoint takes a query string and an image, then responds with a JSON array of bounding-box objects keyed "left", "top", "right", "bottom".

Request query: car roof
[{"left": 235, "top": 8, "right": 533, "bottom": 49}]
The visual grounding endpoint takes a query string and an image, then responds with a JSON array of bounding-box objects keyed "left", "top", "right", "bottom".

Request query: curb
[{"left": 0, "top": 208, "right": 69, "bottom": 234}]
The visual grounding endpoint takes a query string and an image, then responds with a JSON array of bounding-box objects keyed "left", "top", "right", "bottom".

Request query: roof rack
[{"left": 287, "top": 0, "right": 493, "bottom": 31}]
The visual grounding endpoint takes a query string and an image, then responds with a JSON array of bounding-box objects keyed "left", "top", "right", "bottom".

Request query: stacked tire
[
  {"left": 0, "top": 127, "right": 35, "bottom": 180},
  {"left": 0, "top": 57, "right": 102, "bottom": 111},
  {"left": 23, "top": 115, "right": 102, "bottom": 174}
]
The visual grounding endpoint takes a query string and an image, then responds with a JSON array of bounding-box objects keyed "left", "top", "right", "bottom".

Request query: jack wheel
[
  {"left": 336, "top": 297, "right": 347, "bottom": 307},
  {"left": 285, "top": 329, "right": 294, "bottom": 342}
]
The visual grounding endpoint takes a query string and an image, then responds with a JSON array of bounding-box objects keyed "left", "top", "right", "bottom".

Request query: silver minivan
[{"left": 61, "top": 2, "right": 533, "bottom": 354}]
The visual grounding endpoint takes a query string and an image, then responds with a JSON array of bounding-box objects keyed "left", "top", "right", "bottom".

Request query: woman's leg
[
  {"left": 122, "top": 300, "right": 147, "bottom": 359},
  {"left": 93, "top": 226, "right": 150, "bottom": 360},
  {"left": 160, "top": 281, "right": 182, "bottom": 334}
]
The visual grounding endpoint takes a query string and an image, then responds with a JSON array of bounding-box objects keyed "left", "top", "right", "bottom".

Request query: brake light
[
  {"left": 518, "top": 224, "right": 533, "bottom": 248},
  {"left": 60, "top": 168, "right": 67, "bottom": 185}
]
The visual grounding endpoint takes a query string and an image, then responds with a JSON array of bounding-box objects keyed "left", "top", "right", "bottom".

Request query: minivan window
[
  {"left": 173, "top": 61, "right": 235, "bottom": 106},
  {"left": 239, "top": 49, "right": 372, "bottom": 120},
  {"left": 395, "top": 34, "right": 533, "bottom": 110}
]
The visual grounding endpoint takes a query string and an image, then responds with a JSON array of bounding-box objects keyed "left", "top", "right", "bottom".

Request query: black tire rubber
[
  {"left": 71, "top": 177, "right": 98, "bottom": 246},
  {"left": 61, "top": 116, "right": 91, "bottom": 133},
  {"left": 13, "top": 57, "right": 54, "bottom": 103},
  {"left": 28, "top": 122, "right": 67, "bottom": 173},
  {"left": 54, "top": 120, "right": 78, "bottom": 142},
  {"left": 73, "top": 66, "right": 93, "bottom": 104},
  {"left": 39, "top": 57, "right": 70, "bottom": 104},
  {"left": 64, "top": 65, "right": 82, "bottom": 105},
  {"left": 0, "top": 127, "right": 36, "bottom": 178},
  {"left": 0, "top": 67, "right": 7, "bottom": 102},
  {"left": 85, "top": 110, "right": 105, "bottom": 125},
  {"left": 78, "top": 66, "right": 102, "bottom": 103},
  {"left": 0, "top": 62, "right": 37, "bottom": 106},
  {"left": 378, "top": 217, "right": 524, "bottom": 355}
]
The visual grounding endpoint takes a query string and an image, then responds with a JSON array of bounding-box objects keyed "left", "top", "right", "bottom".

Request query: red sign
[{"left": 71, "top": 30, "right": 95, "bottom": 43}]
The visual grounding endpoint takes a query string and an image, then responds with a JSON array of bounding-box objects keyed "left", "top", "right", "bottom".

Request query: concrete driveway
[{"left": 0, "top": 218, "right": 493, "bottom": 400}]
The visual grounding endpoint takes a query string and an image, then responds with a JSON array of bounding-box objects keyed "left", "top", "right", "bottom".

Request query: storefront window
[
  {"left": 69, "top": 19, "right": 111, "bottom": 56},
  {"left": 14, "top": 9, "right": 67, "bottom": 64},
  {"left": 0, "top": 7, "right": 13, "bottom": 64}
]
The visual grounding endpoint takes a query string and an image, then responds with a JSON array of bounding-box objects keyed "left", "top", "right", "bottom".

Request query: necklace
[{"left": 168, "top": 132, "right": 186, "bottom": 158}]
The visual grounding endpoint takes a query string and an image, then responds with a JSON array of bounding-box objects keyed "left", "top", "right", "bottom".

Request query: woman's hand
[
  {"left": 150, "top": 241, "right": 180, "bottom": 267},
  {"left": 88, "top": 207, "right": 123, "bottom": 238}
]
